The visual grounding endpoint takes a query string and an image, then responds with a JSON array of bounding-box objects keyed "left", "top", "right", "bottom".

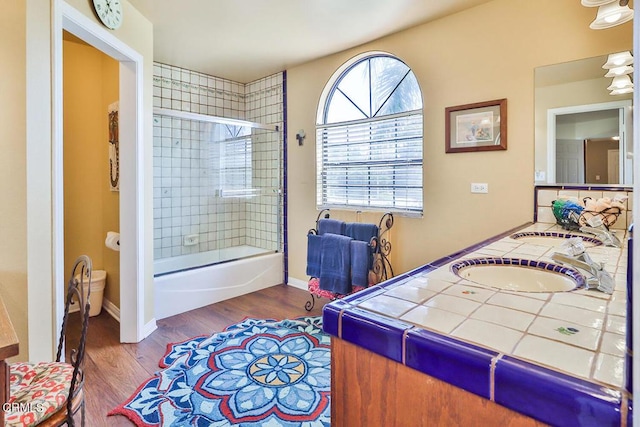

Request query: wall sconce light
[
  {"left": 607, "top": 74, "right": 634, "bottom": 90},
  {"left": 602, "top": 51, "right": 634, "bottom": 95},
  {"left": 604, "top": 65, "right": 633, "bottom": 77},
  {"left": 610, "top": 87, "right": 634, "bottom": 95},
  {"left": 581, "top": 0, "right": 634, "bottom": 29},
  {"left": 602, "top": 51, "right": 634, "bottom": 68},
  {"left": 296, "top": 130, "right": 306, "bottom": 146}
]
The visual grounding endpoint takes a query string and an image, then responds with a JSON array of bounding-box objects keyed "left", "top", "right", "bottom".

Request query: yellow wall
[
  {"left": 0, "top": 1, "right": 27, "bottom": 358},
  {"left": 63, "top": 38, "right": 121, "bottom": 308},
  {"left": 286, "top": 0, "right": 632, "bottom": 282}
]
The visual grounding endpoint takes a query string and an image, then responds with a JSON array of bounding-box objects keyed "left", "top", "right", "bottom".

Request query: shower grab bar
[{"left": 153, "top": 107, "right": 280, "bottom": 132}]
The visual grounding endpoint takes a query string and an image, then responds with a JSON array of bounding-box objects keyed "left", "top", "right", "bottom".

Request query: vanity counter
[{"left": 323, "top": 222, "right": 630, "bottom": 426}]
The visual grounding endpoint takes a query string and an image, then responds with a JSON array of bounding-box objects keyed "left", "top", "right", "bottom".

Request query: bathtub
[{"left": 154, "top": 246, "right": 283, "bottom": 319}]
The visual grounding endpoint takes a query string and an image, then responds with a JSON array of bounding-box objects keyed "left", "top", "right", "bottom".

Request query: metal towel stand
[{"left": 304, "top": 209, "right": 394, "bottom": 311}]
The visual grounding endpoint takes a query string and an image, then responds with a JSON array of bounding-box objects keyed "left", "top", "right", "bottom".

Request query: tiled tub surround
[
  {"left": 324, "top": 222, "right": 630, "bottom": 426},
  {"left": 152, "top": 115, "right": 281, "bottom": 260},
  {"left": 152, "top": 63, "right": 285, "bottom": 263}
]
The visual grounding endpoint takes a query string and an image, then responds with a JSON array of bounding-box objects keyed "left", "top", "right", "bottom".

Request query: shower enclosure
[{"left": 152, "top": 108, "right": 283, "bottom": 318}]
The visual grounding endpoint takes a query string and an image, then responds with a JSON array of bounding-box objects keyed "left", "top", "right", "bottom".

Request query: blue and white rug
[{"left": 109, "top": 317, "right": 331, "bottom": 426}]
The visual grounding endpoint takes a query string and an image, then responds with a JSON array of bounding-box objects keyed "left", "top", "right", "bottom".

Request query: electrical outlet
[
  {"left": 471, "top": 183, "right": 489, "bottom": 193},
  {"left": 183, "top": 234, "right": 199, "bottom": 246}
]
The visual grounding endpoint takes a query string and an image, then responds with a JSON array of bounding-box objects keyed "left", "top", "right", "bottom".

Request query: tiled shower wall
[
  {"left": 246, "top": 76, "right": 284, "bottom": 251},
  {"left": 153, "top": 63, "right": 284, "bottom": 261}
]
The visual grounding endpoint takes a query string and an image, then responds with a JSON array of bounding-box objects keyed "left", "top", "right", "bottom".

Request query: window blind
[
  {"left": 219, "top": 135, "right": 254, "bottom": 198},
  {"left": 316, "top": 111, "right": 423, "bottom": 214}
]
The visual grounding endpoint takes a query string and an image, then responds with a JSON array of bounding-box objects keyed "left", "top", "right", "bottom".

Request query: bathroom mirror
[{"left": 534, "top": 53, "right": 634, "bottom": 186}]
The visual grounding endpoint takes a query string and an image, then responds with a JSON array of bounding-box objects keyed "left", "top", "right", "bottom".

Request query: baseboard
[
  {"left": 287, "top": 277, "right": 309, "bottom": 291},
  {"left": 68, "top": 297, "right": 120, "bottom": 322},
  {"left": 102, "top": 298, "right": 120, "bottom": 322},
  {"left": 142, "top": 319, "right": 157, "bottom": 339}
]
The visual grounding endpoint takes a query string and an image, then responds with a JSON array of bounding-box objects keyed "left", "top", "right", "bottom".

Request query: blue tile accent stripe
[
  {"left": 340, "top": 308, "right": 412, "bottom": 363},
  {"left": 510, "top": 231, "right": 603, "bottom": 246},
  {"left": 405, "top": 328, "right": 498, "bottom": 399},
  {"left": 321, "top": 303, "right": 342, "bottom": 338},
  {"left": 450, "top": 257, "right": 586, "bottom": 289},
  {"left": 494, "top": 356, "right": 622, "bottom": 427}
]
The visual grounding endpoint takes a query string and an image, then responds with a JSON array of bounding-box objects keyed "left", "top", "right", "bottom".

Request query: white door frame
[
  {"left": 56, "top": 2, "right": 150, "bottom": 344},
  {"left": 27, "top": 0, "right": 150, "bottom": 359},
  {"left": 546, "top": 100, "right": 631, "bottom": 184}
]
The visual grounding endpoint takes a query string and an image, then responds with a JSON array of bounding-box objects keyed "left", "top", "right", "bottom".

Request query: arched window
[{"left": 316, "top": 53, "right": 423, "bottom": 215}]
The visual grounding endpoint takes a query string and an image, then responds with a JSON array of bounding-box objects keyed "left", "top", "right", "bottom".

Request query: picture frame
[{"left": 445, "top": 98, "right": 507, "bottom": 153}]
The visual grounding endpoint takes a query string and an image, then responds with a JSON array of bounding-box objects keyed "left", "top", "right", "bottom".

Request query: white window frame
[{"left": 316, "top": 52, "right": 424, "bottom": 216}]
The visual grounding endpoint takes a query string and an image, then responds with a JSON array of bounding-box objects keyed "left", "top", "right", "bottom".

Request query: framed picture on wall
[{"left": 445, "top": 98, "right": 507, "bottom": 153}]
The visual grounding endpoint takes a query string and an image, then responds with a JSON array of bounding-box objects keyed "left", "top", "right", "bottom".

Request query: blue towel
[
  {"left": 306, "top": 234, "right": 322, "bottom": 278},
  {"left": 345, "top": 222, "right": 379, "bottom": 244},
  {"left": 318, "top": 218, "right": 346, "bottom": 236},
  {"left": 350, "top": 240, "right": 370, "bottom": 287},
  {"left": 319, "top": 233, "right": 352, "bottom": 294}
]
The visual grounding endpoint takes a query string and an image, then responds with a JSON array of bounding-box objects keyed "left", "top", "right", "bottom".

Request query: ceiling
[{"left": 127, "top": 0, "right": 493, "bottom": 83}]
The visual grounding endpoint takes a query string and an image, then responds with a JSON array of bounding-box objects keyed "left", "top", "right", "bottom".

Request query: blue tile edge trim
[
  {"left": 321, "top": 304, "right": 340, "bottom": 337},
  {"left": 494, "top": 356, "right": 622, "bottom": 427},
  {"left": 405, "top": 328, "right": 497, "bottom": 399},
  {"left": 339, "top": 308, "right": 411, "bottom": 363}
]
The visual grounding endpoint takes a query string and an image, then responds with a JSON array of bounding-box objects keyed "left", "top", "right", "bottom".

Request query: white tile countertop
[{"left": 354, "top": 222, "right": 628, "bottom": 389}]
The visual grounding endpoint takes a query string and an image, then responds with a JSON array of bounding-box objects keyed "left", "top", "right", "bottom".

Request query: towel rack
[{"left": 304, "top": 210, "right": 394, "bottom": 311}]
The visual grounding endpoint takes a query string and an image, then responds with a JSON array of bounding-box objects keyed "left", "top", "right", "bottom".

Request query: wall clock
[{"left": 92, "top": 0, "right": 123, "bottom": 30}]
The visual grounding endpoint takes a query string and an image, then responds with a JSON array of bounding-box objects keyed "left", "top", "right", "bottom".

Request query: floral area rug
[{"left": 108, "top": 316, "right": 330, "bottom": 426}]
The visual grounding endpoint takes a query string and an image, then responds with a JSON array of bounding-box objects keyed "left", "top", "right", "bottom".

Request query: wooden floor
[{"left": 78, "top": 284, "right": 326, "bottom": 426}]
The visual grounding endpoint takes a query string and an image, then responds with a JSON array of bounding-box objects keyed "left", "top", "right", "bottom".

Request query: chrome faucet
[
  {"left": 579, "top": 226, "right": 621, "bottom": 248},
  {"left": 551, "top": 238, "right": 614, "bottom": 294},
  {"left": 579, "top": 215, "right": 621, "bottom": 248}
]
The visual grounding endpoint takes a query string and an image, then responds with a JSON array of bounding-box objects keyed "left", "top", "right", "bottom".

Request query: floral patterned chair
[{"left": 6, "top": 256, "right": 92, "bottom": 427}]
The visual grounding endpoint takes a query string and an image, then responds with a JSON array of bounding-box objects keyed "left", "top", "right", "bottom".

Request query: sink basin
[
  {"left": 451, "top": 257, "right": 585, "bottom": 293},
  {"left": 509, "top": 232, "right": 602, "bottom": 247}
]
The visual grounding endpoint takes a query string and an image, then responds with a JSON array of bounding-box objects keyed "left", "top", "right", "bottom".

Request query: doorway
[
  {"left": 583, "top": 137, "right": 621, "bottom": 184},
  {"left": 26, "top": 1, "right": 152, "bottom": 360},
  {"left": 546, "top": 100, "right": 632, "bottom": 185},
  {"left": 55, "top": 4, "right": 152, "bottom": 346},
  {"left": 62, "top": 31, "right": 121, "bottom": 320}
]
